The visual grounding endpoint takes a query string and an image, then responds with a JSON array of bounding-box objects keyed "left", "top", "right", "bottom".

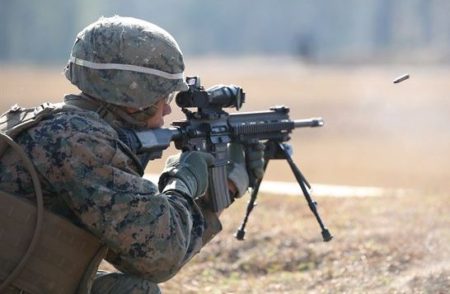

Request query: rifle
[{"left": 132, "top": 76, "right": 332, "bottom": 242}]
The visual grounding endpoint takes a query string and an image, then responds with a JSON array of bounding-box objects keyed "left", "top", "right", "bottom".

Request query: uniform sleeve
[{"left": 27, "top": 115, "right": 222, "bottom": 282}]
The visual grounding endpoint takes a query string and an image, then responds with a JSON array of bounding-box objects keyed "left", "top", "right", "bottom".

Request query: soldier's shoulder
[
  {"left": 27, "top": 108, "right": 117, "bottom": 145},
  {"left": 50, "top": 108, "right": 114, "bottom": 135}
]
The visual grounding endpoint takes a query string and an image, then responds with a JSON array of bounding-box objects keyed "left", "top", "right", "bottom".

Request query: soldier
[{"left": 0, "top": 16, "right": 263, "bottom": 293}]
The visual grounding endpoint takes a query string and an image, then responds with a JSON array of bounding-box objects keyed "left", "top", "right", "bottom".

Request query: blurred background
[
  {"left": 1, "top": 0, "right": 450, "bottom": 64},
  {"left": 1, "top": 1, "right": 449, "bottom": 292}
]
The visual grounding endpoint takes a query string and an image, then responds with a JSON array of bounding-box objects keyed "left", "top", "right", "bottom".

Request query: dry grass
[
  {"left": 156, "top": 191, "right": 450, "bottom": 293},
  {"left": 1, "top": 59, "right": 449, "bottom": 292}
]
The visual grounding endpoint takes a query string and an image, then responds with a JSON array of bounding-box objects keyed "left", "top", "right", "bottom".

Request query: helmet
[{"left": 64, "top": 16, "right": 189, "bottom": 109}]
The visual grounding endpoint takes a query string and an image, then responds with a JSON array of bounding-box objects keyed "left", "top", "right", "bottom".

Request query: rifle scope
[{"left": 176, "top": 76, "right": 245, "bottom": 110}]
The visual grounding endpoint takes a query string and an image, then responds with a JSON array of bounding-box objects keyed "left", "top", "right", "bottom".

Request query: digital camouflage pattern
[
  {"left": 0, "top": 96, "right": 222, "bottom": 288},
  {"left": 65, "top": 16, "right": 189, "bottom": 109},
  {"left": 92, "top": 272, "right": 161, "bottom": 294}
]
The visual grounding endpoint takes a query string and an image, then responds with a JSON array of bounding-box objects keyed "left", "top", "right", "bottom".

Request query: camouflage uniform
[
  {"left": 0, "top": 94, "right": 222, "bottom": 293},
  {"left": 0, "top": 16, "right": 226, "bottom": 294}
]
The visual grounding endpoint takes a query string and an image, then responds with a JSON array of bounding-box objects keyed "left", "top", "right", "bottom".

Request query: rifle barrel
[{"left": 293, "top": 118, "right": 324, "bottom": 128}]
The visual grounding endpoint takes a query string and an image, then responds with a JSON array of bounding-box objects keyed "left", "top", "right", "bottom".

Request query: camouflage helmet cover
[{"left": 65, "top": 16, "right": 189, "bottom": 109}]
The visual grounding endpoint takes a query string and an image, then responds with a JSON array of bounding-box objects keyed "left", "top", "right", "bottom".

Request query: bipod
[{"left": 235, "top": 141, "right": 333, "bottom": 242}]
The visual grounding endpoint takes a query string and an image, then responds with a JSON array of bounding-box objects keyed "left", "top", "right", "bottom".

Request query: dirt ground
[{"left": 1, "top": 59, "right": 449, "bottom": 292}]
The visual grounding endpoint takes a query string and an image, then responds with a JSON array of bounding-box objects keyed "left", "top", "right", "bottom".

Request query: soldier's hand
[
  {"left": 245, "top": 142, "right": 265, "bottom": 180},
  {"left": 227, "top": 142, "right": 265, "bottom": 198},
  {"left": 158, "top": 151, "right": 214, "bottom": 199}
]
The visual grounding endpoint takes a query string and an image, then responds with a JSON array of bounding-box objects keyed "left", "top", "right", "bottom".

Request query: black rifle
[{"left": 133, "top": 77, "right": 332, "bottom": 242}]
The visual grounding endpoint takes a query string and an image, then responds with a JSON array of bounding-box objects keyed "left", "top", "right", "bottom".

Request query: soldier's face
[{"left": 145, "top": 98, "right": 172, "bottom": 128}]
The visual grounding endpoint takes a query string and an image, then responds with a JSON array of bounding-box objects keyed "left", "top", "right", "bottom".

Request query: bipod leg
[
  {"left": 278, "top": 143, "right": 333, "bottom": 242},
  {"left": 235, "top": 159, "right": 269, "bottom": 240}
]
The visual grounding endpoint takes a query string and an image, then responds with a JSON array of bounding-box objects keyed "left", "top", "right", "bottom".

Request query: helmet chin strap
[
  {"left": 106, "top": 104, "right": 150, "bottom": 129},
  {"left": 125, "top": 104, "right": 159, "bottom": 124}
]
